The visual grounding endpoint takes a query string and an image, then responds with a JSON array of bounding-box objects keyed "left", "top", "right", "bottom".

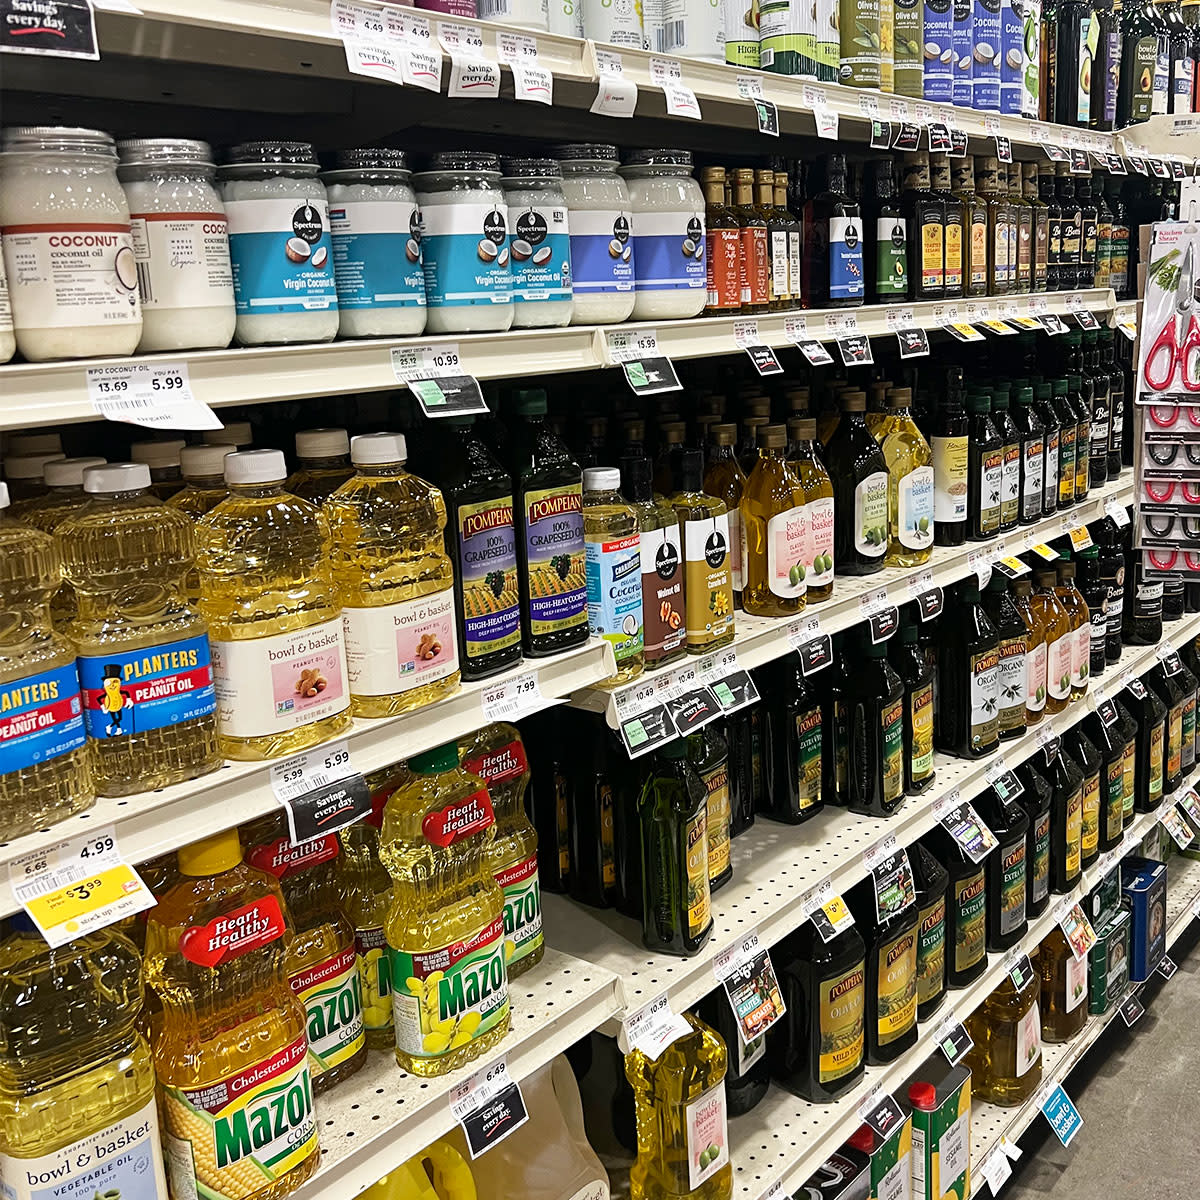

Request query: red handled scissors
[{"left": 1145, "top": 242, "right": 1200, "bottom": 394}]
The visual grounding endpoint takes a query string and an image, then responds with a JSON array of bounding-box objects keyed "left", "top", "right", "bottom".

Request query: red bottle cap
[
  {"left": 909, "top": 1081, "right": 937, "bottom": 1110},
  {"left": 848, "top": 1126, "right": 875, "bottom": 1153}
]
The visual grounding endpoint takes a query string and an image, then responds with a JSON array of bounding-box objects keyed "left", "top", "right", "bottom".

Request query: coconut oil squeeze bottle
[
  {"left": 673, "top": 450, "right": 736, "bottom": 654},
  {"left": 742, "top": 424, "right": 808, "bottom": 617},
  {"left": 827, "top": 391, "right": 889, "bottom": 576},
  {"left": 785, "top": 417, "right": 835, "bottom": 603},
  {"left": 932, "top": 368, "right": 970, "bottom": 547},
  {"left": 936, "top": 577, "right": 1001, "bottom": 758},
  {"left": 511, "top": 389, "right": 589, "bottom": 657}
]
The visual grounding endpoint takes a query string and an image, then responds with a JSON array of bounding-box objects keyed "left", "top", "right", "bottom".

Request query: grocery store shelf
[
  {"left": 965, "top": 849, "right": 1200, "bottom": 1196},
  {"left": 1116, "top": 113, "right": 1200, "bottom": 163},
  {"left": 0, "top": 291, "right": 1118, "bottom": 433},
  {"left": 0, "top": 636, "right": 614, "bottom": 916},
  {"left": 294, "top": 947, "right": 623, "bottom": 1200},
  {"left": 1111, "top": 299, "right": 1140, "bottom": 329}
]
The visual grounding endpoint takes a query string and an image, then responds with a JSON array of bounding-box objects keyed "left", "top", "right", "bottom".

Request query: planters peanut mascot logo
[{"left": 95, "top": 663, "right": 134, "bottom": 735}]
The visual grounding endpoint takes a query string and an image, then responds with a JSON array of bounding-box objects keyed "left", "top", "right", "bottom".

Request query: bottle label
[
  {"left": 1082, "top": 216, "right": 1098, "bottom": 265},
  {"left": 969, "top": 210, "right": 988, "bottom": 289},
  {"left": 739, "top": 225, "right": 770, "bottom": 306},
  {"left": 828, "top": 216, "right": 865, "bottom": 301},
  {"left": 788, "top": 229, "right": 803, "bottom": 302},
  {"left": 496, "top": 853, "right": 544, "bottom": 969},
  {"left": 1034, "top": 211, "right": 1049, "bottom": 286},
  {"left": 1000, "top": 841, "right": 1027, "bottom": 935},
  {"left": 0, "top": 1095, "right": 169, "bottom": 1200},
  {"left": 1001, "top": 442, "right": 1020, "bottom": 526},
  {"left": 897, "top": 464, "right": 935, "bottom": 550},
  {"left": 767, "top": 504, "right": 809, "bottom": 598},
  {"left": 1122, "top": 738, "right": 1137, "bottom": 819},
  {"left": 290, "top": 945, "right": 365, "bottom": 1078},
  {"left": 585, "top": 531, "right": 644, "bottom": 667},
  {"left": 995, "top": 219, "right": 1011, "bottom": 286},
  {"left": 1026, "top": 641, "right": 1047, "bottom": 713},
  {"left": 979, "top": 447, "right": 1002, "bottom": 534},
  {"left": 224, "top": 197, "right": 338, "bottom": 314},
  {"left": 523, "top": 483, "right": 587, "bottom": 637},
  {"left": 796, "top": 705, "right": 823, "bottom": 810},
  {"left": 356, "top": 925, "right": 392, "bottom": 1035},
  {"left": 875, "top": 215, "right": 908, "bottom": 295},
  {"left": 1060, "top": 210, "right": 1082, "bottom": 265},
  {"left": 245, "top": 833, "right": 339, "bottom": 878},
  {"left": 771, "top": 229, "right": 790, "bottom": 301},
  {"left": 1146, "top": 718, "right": 1164, "bottom": 801},
  {"left": 0, "top": 661, "right": 86, "bottom": 776},
  {"left": 944, "top": 217, "right": 963, "bottom": 291},
  {"left": 342, "top": 589, "right": 459, "bottom": 697},
  {"left": 1183, "top": 694, "right": 1196, "bottom": 769},
  {"left": 1017, "top": 1000, "right": 1042, "bottom": 1075},
  {"left": 1031, "top": 811, "right": 1051, "bottom": 903},
  {"left": 932, "top": 435, "right": 969, "bottom": 524},
  {"left": 569, "top": 209, "right": 634, "bottom": 296},
  {"left": 388, "top": 917, "right": 510, "bottom": 1058},
  {"left": 970, "top": 647, "right": 1001, "bottom": 750},
  {"left": 729, "top": 506, "right": 746, "bottom": 593},
  {"left": 854, "top": 470, "right": 889, "bottom": 558},
  {"left": 77, "top": 634, "right": 216, "bottom": 740},
  {"left": 706, "top": 227, "right": 742, "bottom": 309},
  {"left": 997, "top": 634, "right": 1027, "bottom": 735},
  {"left": 916, "top": 896, "right": 946, "bottom": 1006},
  {"left": 1088, "top": 608, "right": 1107, "bottom": 672},
  {"left": 920, "top": 211, "right": 944, "bottom": 291},
  {"left": 806, "top": 495, "right": 835, "bottom": 588},
  {"left": 1127, "top": 35, "right": 1157, "bottom": 120},
  {"left": 877, "top": 928, "right": 918, "bottom": 1044},
  {"left": 882, "top": 695, "right": 905, "bottom": 802},
  {"left": 683, "top": 514, "right": 735, "bottom": 649},
  {"left": 631, "top": 209, "right": 706, "bottom": 292},
  {"left": 737, "top": 1030, "right": 766, "bottom": 1075},
  {"left": 684, "top": 1082, "right": 730, "bottom": 1189},
  {"left": 507, "top": 202, "right": 571, "bottom": 305},
  {"left": 1057, "top": 426, "right": 1076, "bottom": 503},
  {"left": 1, "top": 222, "right": 141, "bottom": 332},
  {"left": 177, "top": 895, "right": 287, "bottom": 967},
  {"left": 327, "top": 199, "right": 425, "bottom": 311},
  {"left": 1017, "top": 212, "right": 1033, "bottom": 282},
  {"left": 1081, "top": 769, "right": 1100, "bottom": 858},
  {"left": 211, "top": 616, "right": 349, "bottom": 739},
  {"left": 1104, "top": 756, "right": 1124, "bottom": 842},
  {"left": 162, "top": 1036, "right": 317, "bottom": 1200},
  {"left": 640, "top": 524, "right": 686, "bottom": 663},
  {"left": 417, "top": 200, "right": 511, "bottom": 308},
  {"left": 820, "top": 962, "right": 866, "bottom": 1081},
  {"left": 1065, "top": 786, "right": 1083, "bottom": 877},
  {"left": 458, "top": 495, "right": 521, "bottom": 660},
  {"left": 1108, "top": 223, "right": 1129, "bottom": 291},
  {"left": 911, "top": 682, "right": 934, "bottom": 781},
  {"left": 954, "top": 870, "right": 986, "bottom": 972},
  {"left": 685, "top": 805, "right": 712, "bottom": 935},
  {"left": 1154, "top": 42, "right": 1170, "bottom": 113},
  {"left": 1047, "top": 632, "right": 1073, "bottom": 702},
  {"left": 1044, "top": 429, "right": 1059, "bottom": 506},
  {"left": 1075, "top": 14, "right": 1094, "bottom": 121},
  {"left": 1073, "top": 622, "right": 1090, "bottom": 690},
  {"left": 1168, "top": 702, "right": 1183, "bottom": 782},
  {"left": 129, "top": 210, "right": 234, "bottom": 312},
  {"left": 1065, "top": 951, "right": 1087, "bottom": 1012},
  {"left": 699, "top": 755, "right": 733, "bottom": 883}
]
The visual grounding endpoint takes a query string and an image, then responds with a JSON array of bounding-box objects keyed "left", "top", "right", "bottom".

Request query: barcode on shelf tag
[
  {"left": 649, "top": 56, "right": 701, "bottom": 118},
  {"left": 1105, "top": 498, "right": 1131, "bottom": 526},
  {"left": 269, "top": 739, "right": 371, "bottom": 844},
  {"left": 592, "top": 48, "right": 637, "bottom": 117},
  {"left": 480, "top": 671, "right": 545, "bottom": 722},
  {"left": 86, "top": 361, "right": 221, "bottom": 430},
  {"left": 620, "top": 993, "right": 692, "bottom": 1060},
  {"left": 789, "top": 613, "right": 833, "bottom": 675},
  {"left": 784, "top": 314, "right": 808, "bottom": 341},
  {"left": 607, "top": 327, "right": 659, "bottom": 363},
  {"left": 733, "top": 319, "right": 761, "bottom": 348},
  {"left": 756, "top": 1182, "right": 788, "bottom": 1200},
  {"left": 391, "top": 342, "right": 462, "bottom": 381},
  {"left": 713, "top": 927, "right": 763, "bottom": 979},
  {"left": 331, "top": 0, "right": 404, "bottom": 82},
  {"left": 450, "top": 1056, "right": 529, "bottom": 1158},
  {"left": 496, "top": 31, "right": 552, "bottom": 103}
]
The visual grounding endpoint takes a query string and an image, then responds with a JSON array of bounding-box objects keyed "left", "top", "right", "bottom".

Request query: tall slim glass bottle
[{"left": 825, "top": 391, "right": 890, "bottom": 576}]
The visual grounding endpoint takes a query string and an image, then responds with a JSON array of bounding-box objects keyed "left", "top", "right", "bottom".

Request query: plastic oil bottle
[
  {"left": 241, "top": 814, "right": 367, "bottom": 1093},
  {"left": 689, "top": 722, "right": 734, "bottom": 894},
  {"left": 1031, "top": 565, "right": 1074, "bottom": 716},
  {"left": 326, "top": 433, "right": 461, "bottom": 717},
  {"left": 672, "top": 450, "right": 736, "bottom": 655},
  {"left": 196, "top": 449, "right": 352, "bottom": 760},
  {"left": 703, "top": 425, "right": 747, "bottom": 609},
  {"left": 759, "top": 654, "right": 824, "bottom": 824},
  {"left": 1038, "top": 927, "right": 1088, "bottom": 1043},
  {"left": 625, "top": 1011, "right": 733, "bottom": 1200},
  {"left": 909, "top": 841, "right": 949, "bottom": 1021},
  {"left": 363, "top": 1140, "right": 477, "bottom": 1200},
  {"left": 0, "top": 483, "right": 92, "bottom": 836},
  {"left": 962, "top": 959, "right": 1042, "bottom": 1106},
  {"left": 1016, "top": 758, "right": 1053, "bottom": 917},
  {"left": 145, "top": 828, "right": 320, "bottom": 1200},
  {"left": 742, "top": 424, "right": 808, "bottom": 617},
  {"left": 1011, "top": 578, "right": 1047, "bottom": 727},
  {"left": 379, "top": 742, "right": 510, "bottom": 1076},
  {"left": 922, "top": 828, "right": 987, "bottom": 987},
  {"left": 460, "top": 722, "right": 545, "bottom": 979},
  {"left": 168, "top": 445, "right": 234, "bottom": 521},
  {"left": 12, "top": 455, "right": 105, "bottom": 531},
  {"left": 0, "top": 917, "right": 168, "bottom": 1200},
  {"left": 285, "top": 428, "right": 356, "bottom": 503},
  {"left": 974, "top": 785, "right": 1030, "bottom": 953},
  {"left": 57, "top": 463, "right": 222, "bottom": 795}
]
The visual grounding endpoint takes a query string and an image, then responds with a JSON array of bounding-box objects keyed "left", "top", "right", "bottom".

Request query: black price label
[
  {"left": 897, "top": 327, "right": 931, "bottom": 358},
  {"left": 746, "top": 344, "right": 784, "bottom": 375},
  {"left": 797, "top": 633, "right": 833, "bottom": 676},
  {"left": 619, "top": 704, "right": 676, "bottom": 758},
  {"left": 892, "top": 122, "right": 923, "bottom": 151},
  {"left": 1041, "top": 141, "right": 1070, "bottom": 162},
  {"left": 950, "top": 129, "right": 969, "bottom": 158},
  {"left": 667, "top": 687, "right": 721, "bottom": 735},
  {"left": 282, "top": 772, "right": 372, "bottom": 846},
  {"left": 1105, "top": 153, "right": 1128, "bottom": 175},
  {"left": 459, "top": 1084, "right": 529, "bottom": 1158},
  {"left": 913, "top": 585, "right": 944, "bottom": 620},
  {"left": 995, "top": 134, "right": 1012, "bottom": 164},
  {"left": 1158, "top": 955, "right": 1178, "bottom": 980},
  {"left": 408, "top": 374, "right": 490, "bottom": 417},
  {"left": 1171, "top": 159, "right": 1187, "bottom": 180},
  {"left": 1069, "top": 148, "right": 1091, "bottom": 174},
  {"left": 0, "top": 0, "right": 97, "bottom": 59},
  {"left": 837, "top": 334, "right": 873, "bottom": 366},
  {"left": 870, "top": 119, "right": 893, "bottom": 148},
  {"left": 863, "top": 1092, "right": 906, "bottom": 1138},
  {"left": 937, "top": 1016, "right": 975, "bottom": 1066},
  {"left": 795, "top": 339, "right": 834, "bottom": 366},
  {"left": 754, "top": 98, "right": 780, "bottom": 136},
  {"left": 1128, "top": 155, "right": 1148, "bottom": 175},
  {"left": 1119, "top": 991, "right": 1146, "bottom": 1027},
  {"left": 868, "top": 606, "right": 899, "bottom": 644},
  {"left": 1008, "top": 952, "right": 1035, "bottom": 991}
]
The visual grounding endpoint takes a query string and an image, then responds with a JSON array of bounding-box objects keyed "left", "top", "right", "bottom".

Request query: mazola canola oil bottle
[{"left": 145, "top": 828, "right": 320, "bottom": 1200}]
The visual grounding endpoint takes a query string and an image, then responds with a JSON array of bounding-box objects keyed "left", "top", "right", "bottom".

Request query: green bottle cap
[
  {"left": 1035, "top": 382, "right": 1051, "bottom": 401},
  {"left": 658, "top": 738, "right": 688, "bottom": 760},
  {"left": 1067, "top": 374, "right": 1082, "bottom": 391},
  {"left": 409, "top": 742, "right": 460, "bottom": 774},
  {"left": 513, "top": 389, "right": 548, "bottom": 415},
  {"left": 966, "top": 392, "right": 992, "bottom": 413},
  {"left": 1052, "top": 379, "right": 1067, "bottom": 396}
]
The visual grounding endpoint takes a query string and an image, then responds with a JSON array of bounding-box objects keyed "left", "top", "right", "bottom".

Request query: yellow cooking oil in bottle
[
  {"left": 741, "top": 423, "right": 807, "bottom": 618},
  {"left": 459, "top": 722, "right": 544, "bottom": 980},
  {"left": 285, "top": 428, "right": 356, "bottom": 504},
  {"left": 0, "top": 916, "right": 169, "bottom": 1200},
  {"left": 326, "top": 433, "right": 461, "bottom": 718},
  {"left": 880, "top": 388, "right": 935, "bottom": 568},
  {"left": 56, "top": 462, "right": 222, "bottom": 796},
  {"left": 625, "top": 1010, "right": 733, "bottom": 1200},
  {"left": 196, "top": 449, "right": 351, "bottom": 760},
  {"left": 379, "top": 741, "right": 510, "bottom": 1077},
  {"left": 168, "top": 445, "right": 235, "bottom": 521},
  {"left": 145, "top": 827, "right": 320, "bottom": 1200},
  {"left": 13, "top": 456, "right": 105, "bottom": 532},
  {"left": 242, "top": 814, "right": 367, "bottom": 1093},
  {"left": 0, "top": 483, "right": 93, "bottom": 837}
]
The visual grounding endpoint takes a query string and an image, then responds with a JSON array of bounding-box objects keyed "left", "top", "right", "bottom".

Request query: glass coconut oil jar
[
  {"left": 0, "top": 126, "right": 142, "bottom": 362},
  {"left": 116, "top": 138, "right": 236, "bottom": 353},
  {"left": 218, "top": 141, "right": 339, "bottom": 346}
]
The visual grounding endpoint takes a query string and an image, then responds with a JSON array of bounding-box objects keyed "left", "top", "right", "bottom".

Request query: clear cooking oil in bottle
[
  {"left": 146, "top": 828, "right": 320, "bottom": 1200},
  {"left": 379, "top": 741, "right": 510, "bottom": 1076},
  {"left": 0, "top": 917, "right": 168, "bottom": 1200},
  {"left": 168, "top": 445, "right": 234, "bottom": 521},
  {"left": 326, "top": 433, "right": 461, "bottom": 718},
  {"left": 196, "top": 449, "right": 351, "bottom": 760},
  {"left": 742, "top": 424, "right": 808, "bottom": 618},
  {"left": 0, "top": 483, "right": 92, "bottom": 836},
  {"left": 285, "top": 428, "right": 356, "bottom": 503},
  {"left": 57, "top": 462, "right": 221, "bottom": 795}
]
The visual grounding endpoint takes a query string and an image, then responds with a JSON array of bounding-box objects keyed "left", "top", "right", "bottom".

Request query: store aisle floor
[{"left": 1003, "top": 925, "right": 1200, "bottom": 1200}]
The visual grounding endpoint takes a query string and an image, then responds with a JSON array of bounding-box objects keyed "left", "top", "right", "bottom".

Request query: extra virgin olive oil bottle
[
  {"left": 689, "top": 723, "right": 733, "bottom": 894},
  {"left": 1123, "top": 673, "right": 1166, "bottom": 812},
  {"left": 1017, "top": 757, "right": 1054, "bottom": 916},
  {"left": 890, "top": 615, "right": 936, "bottom": 794},
  {"left": 909, "top": 841, "right": 950, "bottom": 1021},
  {"left": 760, "top": 655, "right": 825, "bottom": 824},
  {"left": 936, "top": 577, "right": 1001, "bottom": 759},
  {"left": 848, "top": 879, "right": 919, "bottom": 1063},
  {"left": 826, "top": 391, "right": 890, "bottom": 575},
  {"left": 982, "top": 574, "right": 1029, "bottom": 743},
  {"left": 847, "top": 635, "right": 908, "bottom": 817},
  {"left": 975, "top": 786, "right": 1031, "bottom": 952},
  {"left": 1063, "top": 725, "right": 1103, "bottom": 869},
  {"left": 922, "top": 829, "right": 988, "bottom": 987}
]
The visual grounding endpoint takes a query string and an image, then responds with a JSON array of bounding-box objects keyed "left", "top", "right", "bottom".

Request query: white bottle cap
[
  {"left": 4, "top": 452, "right": 65, "bottom": 480},
  {"left": 7, "top": 433, "right": 62, "bottom": 456},
  {"left": 583, "top": 466, "right": 621, "bottom": 492},
  {"left": 130, "top": 438, "right": 187, "bottom": 468},
  {"left": 44, "top": 457, "right": 107, "bottom": 487},
  {"left": 296, "top": 428, "right": 350, "bottom": 460},
  {"left": 203, "top": 421, "right": 253, "bottom": 447},
  {"left": 83, "top": 463, "right": 152, "bottom": 494},
  {"left": 0, "top": 483, "right": 9, "bottom": 509},
  {"left": 350, "top": 433, "right": 406, "bottom": 466},
  {"left": 180, "top": 445, "right": 234, "bottom": 478},
  {"left": 225, "top": 449, "right": 286, "bottom": 485}
]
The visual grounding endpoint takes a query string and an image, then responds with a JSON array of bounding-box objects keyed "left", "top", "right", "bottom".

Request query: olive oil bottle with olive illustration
[
  {"left": 840, "top": 0, "right": 884, "bottom": 87},
  {"left": 936, "top": 577, "right": 1001, "bottom": 758},
  {"left": 848, "top": 877, "right": 919, "bottom": 1063},
  {"left": 894, "top": 0, "right": 925, "bottom": 94},
  {"left": 924, "top": 825, "right": 988, "bottom": 987},
  {"left": 847, "top": 634, "right": 908, "bottom": 817},
  {"left": 673, "top": 449, "right": 736, "bottom": 655},
  {"left": 826, "top": 391, "right": 889, "bottom": 575}
]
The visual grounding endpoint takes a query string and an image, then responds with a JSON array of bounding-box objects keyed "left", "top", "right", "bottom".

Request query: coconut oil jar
[
  {"left": 555, "top": 143, "right": 635, "bottom": 326},
  {"left": 414, "top": 151, "right": 513, "bottom": 334},
  {"left": 619, "top": 149, "right": 706, "bottom": 321},
  {"left": 322, "top": 148, "right": 427, "bottom": 340},
  {"left": 117, "top": 138, "right": 236, "bottom": 353},
  {"left": 219, "top": 141, "right": 338, "bottom": 346},
  {"left": 501, "top": 158, "right": 573, "bottom": 329},
  {"left": 0, "top": 126, "right": 142, "bottom": 362}
]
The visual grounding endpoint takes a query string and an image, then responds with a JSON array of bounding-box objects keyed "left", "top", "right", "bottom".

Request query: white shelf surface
[{"left": 0, "top": 636, "right": 614, "bottom": 916}]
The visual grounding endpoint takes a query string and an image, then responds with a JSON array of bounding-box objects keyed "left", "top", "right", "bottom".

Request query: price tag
[
  {"left": 1039, "top": 1082, "right": 1084, "bottom": 1146},
  {"left": 859, "top": 587, "right": 899, "bottom": 643},
  {"left": 933, "top": 791, "right": 1000, "bottom": 862},
  {"left": 607, "top": 327, "right": 659, "bottom": 363},
  {"left": 391, "top": 342, "right": 463, "bottom": 381},
  {"left": 1158, "top": 954, "right": 1178, "bottom": 980},
  {"left": 789, "top": 614, "right": 833, "bottom": 676},
  {"left": 1149, "top": 157, "right": 1170, "bottom": 178},
  {"left": 269, "top": 739, "right": 371, "bottom": 844},
  {"left": 439, "top": 22, "right": 501, "bottom": 98},
  {"left": 889, "top": 97, "right": 911, "bottom": 120},
  {"left": 620, "top": 355, "right": 682, "bottom": 397},
  {"left": 935, "top": 1010, "right": 975, "bottom": 1066},
  {"left": 1105, "top": 153, "right": 1128, "bottom": 175},
  {"left": 714, "top": 929, "right": 787, "bottom": 1043},
  {"left": 950, "top": 129, "right": 969, "bottom": 158},
  {"left": 496, "top": 31, "right": 552, "bottom": 103},
  {"left": 86, "top": 361, "right": 221, "bottom": 430},
  {"left": 986, "top": 757, "right": 1026, "bottom": 802},
  {"left": 1007, "top": 950, "right": 1035, "bottom": 990},
  {"left": 837, "top": 333, "right": 873, "bottom": 366},
  {"left": 1161, "top": 807, "right": 1195, "bottom": 848},
  {"left": 1105, "top": 498, "right": 1131, "bottom": 527},
  {"left": 995, "top": 134, "right": 1013, "bottom": 163},
  {"left": 784, "top": 314, "right": 808, "bottom": 341},
  {"left": 393, "top": 11, "right": 442, "bottom": 91},
  {"left": 1056, "top": 898, "right": 1098, "bottom": 961},
  {"left": 10, "top": 827, "right": 155, "bottom": 948},
  {"left": 1119, "top": 991, "right": 1146, "bottom": 1026},
  {"left": 870, "top": 118, "right": 893, "bottom": 149},
  {"left": 744, "top": 341, "right": 784, "bottom": 376},
  {"left": 1117, "top": 318, "right": 1138, "bottom": 341},
  {"left": 0, "top": 0, "right": 98, "bottom": 58},
  {"left": 943, "top": 321, "right": 985, "bottom": 342},
  {"left": 1039, "top": 313, "right": 1069, "bottom": 336},
  {"left": 802, "top": 880, "right": 856, "bottom": 942},
  {"left": 408, "top": 374, "right": 489, "bottom": 417},
  {"left": 1069, "top": 147, "right": 1091, "bottom": 174},
  {"left": 1068, "top": 526, "right": 1093, "bottom": 551},
  {"left": 649, "top": 57, "right": 701, "bottom": 119},
  {"left": 1128, "top": 154, "right": 1148, "bottom": 175},
  {"left": 620, "top": 993, "right": 692, "bottom": 1060},
  {"left": 794, "top": 339, "right": 834, "bottom": 366},
  {"left": 928, "top": 121, "right": 952, "bottom": 151},
  {"left": 979, "top": 1149, "right": 1013, "bottom": 1195},
  {"left": 866, "top": 842, "right": 916, "bottom": 920},
  {"left": 450, "top": 1057, "right": 529, "bottom": 1158},
  {"left": 892, "top": 122, "right": 923, "bottom": 151},
  {"left": 481, "top": 671, "right": 545, "bottom": 722},
  {"left": 1030, "top": 541, "right": 1059, "bottom": 561},
  {"left": 331, "top": 0, "right": 404, "bottom": 82},
  {"left": 591, "top": 49, "right": 637, "bottom": 117},
  {"left": 1072, "top": 307, "right": 1101, "bottom": 331},
  {"left": 1041, "top": 141, "right": 1069, "bottom": 162},
  {"left": 860, "top": 1090, "right": 906, "bottom": 1138}
]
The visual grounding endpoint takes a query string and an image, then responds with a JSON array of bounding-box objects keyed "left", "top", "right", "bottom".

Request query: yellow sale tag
[
  {"left": 821, "top": 895, "right": 853, "bottom": 928},
  {"left": 1069, "top": 526, "right": 1093, "bottom": 551},
  {"left": 1010, "top": 316, "right": 1043, "bottom": 330},
  {"left": 981, "top": 319, "right": 1017, "bottom": 336},
  {"left": 951, "top": 322, "right": 985, "bottom": 341},
  {"left": 1032, "top": 542, "right": 1059, "bottom": 561},
  {"left": 23, "top": 863, "right": 144, "bottom": 931}
]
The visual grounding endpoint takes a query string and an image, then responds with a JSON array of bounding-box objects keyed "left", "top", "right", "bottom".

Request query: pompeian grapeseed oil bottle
[{"left": 379, "top": 742, "right": 510, "bottom": 1076}]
